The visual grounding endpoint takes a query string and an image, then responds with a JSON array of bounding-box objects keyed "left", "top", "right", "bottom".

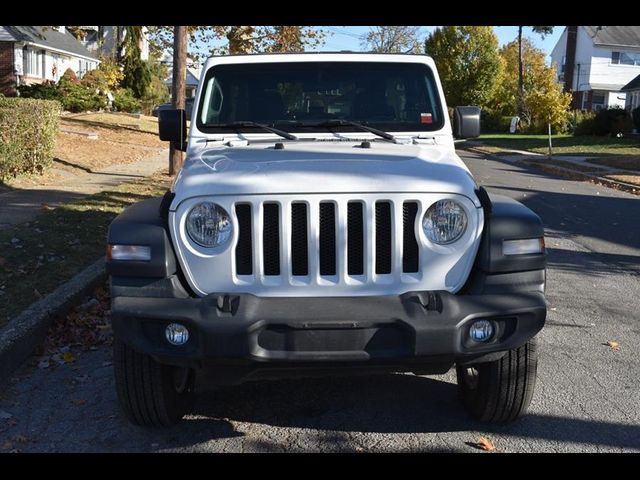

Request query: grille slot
[
  {"left": 263, "top": 203, "right": 280, "bottom": 276},
  {"left": 402, "top": 202, "right": 419, "bottom": 273},
  {"left": 375, "top": 201, "right": 392, "bottom": 274},
  {"left": 291, "top": 203, "right": 309, "bottom": 276},
  {"left": 235, "top": 204, "right": 253, "bottom": 275},
  {"left": 319, "top": 202, "right": 336, "bottom": 276},
  {"left": 347, "top": 202, "right": 364, "bottom": 275}
]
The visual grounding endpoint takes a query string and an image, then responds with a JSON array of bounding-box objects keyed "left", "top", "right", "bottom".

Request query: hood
[{"left": 171, "top": 140, "right": 480, "bottom": 209}]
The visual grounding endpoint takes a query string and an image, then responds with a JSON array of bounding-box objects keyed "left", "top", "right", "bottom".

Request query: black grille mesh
[
  {"left": 291, "top": 203, "right": 308, "bottom": 276},
  {"left": 263, "top": 203, "right": 280, "bottom": 275},
  {"left": 347, "top": 202, "right": 364, "bottom": 275},
  {"left": 402, "top": 202, "right": 419, "bottom": 273},
  {"left": 319, "top": 203, "right": 336, "bottom": 276},
  {"left": 235, "top": 204, "right": 253, "bottom": 275},
  {"left": 375, "top": 202, "right": 392, "bottom": 274}
]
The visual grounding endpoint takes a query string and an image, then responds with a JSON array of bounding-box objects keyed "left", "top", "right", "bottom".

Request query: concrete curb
[{"left": 0, "top": 257, "right": 106, "bottom": 381}]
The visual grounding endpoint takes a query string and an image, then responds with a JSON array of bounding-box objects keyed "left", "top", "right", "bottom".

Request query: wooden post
[
  {"left": 547, "top": 120, "right": 553, "bottom": 159},
  {"left": 169, "top": 25, "right": 187, "bottom": 176}
]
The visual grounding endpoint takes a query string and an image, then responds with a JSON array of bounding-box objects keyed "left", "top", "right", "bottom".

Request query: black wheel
[
  {"left": 456, "top": 338, "right": 538, "bottom": 423},
  {"left": 113, "top": 338, "right": 194, "bottom": 427}
]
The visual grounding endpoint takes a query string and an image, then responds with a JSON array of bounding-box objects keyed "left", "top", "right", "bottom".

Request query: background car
[{"left": 152, "top": 97, "right": 195, "bottom": 118}]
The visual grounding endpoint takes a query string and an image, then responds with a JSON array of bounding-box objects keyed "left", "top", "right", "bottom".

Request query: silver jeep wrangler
[{"left": 107, "top": 53, "right": 546, "bottom": 426}]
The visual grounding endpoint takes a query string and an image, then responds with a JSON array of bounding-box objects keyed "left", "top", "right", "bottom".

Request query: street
[{"left": 1, "top": 149, "right": 639, "bottom": 452}]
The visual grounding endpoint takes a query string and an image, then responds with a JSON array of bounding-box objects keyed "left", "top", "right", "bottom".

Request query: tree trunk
[
  {"left": 169, "top": 25, "right": 187, "bottom": 176},
  {"left": 518, "top": 26, "right": 524, "bottom": 120}
]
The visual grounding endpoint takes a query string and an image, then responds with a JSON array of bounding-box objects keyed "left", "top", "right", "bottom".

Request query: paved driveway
[{"left": 1, "top": 149, "right": 639, "bottom": 452}]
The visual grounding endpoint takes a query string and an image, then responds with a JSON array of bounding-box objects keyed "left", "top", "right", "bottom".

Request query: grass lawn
[
  {"left": 66, "top": 112, "right": 159, "bottom": 135},
  {"left": 477, "top": 134, "right": 640, "bottom": 156},
  {"left": 0, "top": 173, "right": 172, "bottom": 327}
]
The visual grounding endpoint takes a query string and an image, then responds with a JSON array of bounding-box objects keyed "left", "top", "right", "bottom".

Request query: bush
[
  {"left": 0, "top": 97, "right": 61, "bottom": 180},
  {"left": 113, "top": 88, "right": 141, "bottom": 113},
  {"left": 592, "top": 107, "right": 633, "bottom": 136},
  {"left": 632, "top": 106, "right": 640, "bottom": 131},
  {"left": 481, "top": 111, "right": 515, "bottom": 133},
  {"left": 57, "top": 76, "right": 106, "bottom": 112},
  {"left": 17, "top": 81, "right": 62, "bottom": 102},
  {"left": 570, "top": 110, "right": 596, "bottom": 136}
]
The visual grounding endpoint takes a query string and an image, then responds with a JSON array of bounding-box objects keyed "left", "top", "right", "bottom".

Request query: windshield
[{"left": 196, "top": 61, "right": 444, "bottom": 134}]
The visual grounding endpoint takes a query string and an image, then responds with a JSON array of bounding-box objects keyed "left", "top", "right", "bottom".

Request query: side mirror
[
  {"left": 453, "top": 106, "right": 481, "bottom": 139},
  {"left": 158, "top": 109, "right": 187, "bottom": 151}
]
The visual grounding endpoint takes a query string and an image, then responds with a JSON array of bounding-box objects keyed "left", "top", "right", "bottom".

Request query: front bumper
[{"left": 111, "top": 290, "right": 546, "bottom": 371}]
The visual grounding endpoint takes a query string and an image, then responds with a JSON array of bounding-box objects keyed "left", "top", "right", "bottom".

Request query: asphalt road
[{"left": 1, "top": 149, "right": 639, "bottom": 453}]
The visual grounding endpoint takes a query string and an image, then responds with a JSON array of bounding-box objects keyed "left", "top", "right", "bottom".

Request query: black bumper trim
[{"left": 111, "top": 290, "right": 546, "bottom": 366}]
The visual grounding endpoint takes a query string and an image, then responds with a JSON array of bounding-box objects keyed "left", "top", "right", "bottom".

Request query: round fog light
[
  {"left": 469, "top": 320, "right": 494, "bottom": 343},
  {"left": 165, "top": 323, "right": 189, "bottom": 345}
]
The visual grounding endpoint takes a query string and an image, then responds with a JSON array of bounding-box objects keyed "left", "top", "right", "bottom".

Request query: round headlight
[
  {"left": 422, "top": 200, "right": 467, "bottom": 245},
  {"left": 186, "top": 202, "right": 232, "bottom": 248}
]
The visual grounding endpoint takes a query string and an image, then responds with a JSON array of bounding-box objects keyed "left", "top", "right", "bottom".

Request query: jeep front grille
[{"left": 234, "top": 198, "right": 421, "bottom": 281}]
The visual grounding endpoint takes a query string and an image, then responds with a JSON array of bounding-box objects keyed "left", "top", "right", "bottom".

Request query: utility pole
[
  {"left": 518, "top": 26, "right": 524, "bottom": 119},
  {"left": 169, "top": 25, "right": 187, "bottom": 176}
]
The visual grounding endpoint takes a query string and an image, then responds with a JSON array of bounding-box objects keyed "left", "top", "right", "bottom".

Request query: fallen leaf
[
  {"left": 37, "top": 358, "right": 50, "bottom": 369},
  {"left": 70, "top": 398, "right": 86, "bottom": 406},
  {"left": 12, "top": 435, "right": 29, "bottom": 443},
  {"left": 0, "top": 410, "right": 12, "bottom": 420},
  {"left": 101, "top": 361, "right": 112, "bottom": 367},
  {"left": 478, "top": 437, "right": 496, "bottom": 451},
  {"left": 34, "top": 289, "right": 43, "bottom": 299},
  {"left": 605, "top": 341, "right": 620, "bottom": 351},
  {"left": 41, "top": 203, "right": 54, "bottom": 211},
  {"left": 7, "top": 418, "right": 17, "bottom": 427},
  {"left": 62, "top": 352, "right": 76, "bottom": 363},
  {"left": 0, "top": 441, "right": 12, "bottom": 450}
]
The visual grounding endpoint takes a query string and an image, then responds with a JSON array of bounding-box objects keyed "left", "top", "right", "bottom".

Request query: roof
[
  {"left": 0, "top": 26, "right": 97, "bottom": 60},
  {"left": 165, "top": 67, "right": 200, "bottom": 87},
  {"left": 583, "top": 26, "right": 640, "bottom": 48},
  {"left": 621, "top": 73, "right": 640, "bottom": 91},
  {"left": 203, "top": 52, "right": 436, "bottom": 71}
]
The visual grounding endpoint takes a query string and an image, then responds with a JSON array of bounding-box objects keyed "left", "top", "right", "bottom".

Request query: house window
[
  {"left": 592, "top": 92, "right": 606, "bottom": 111},
  {"left": 611, "top": 51, "right": 640, "bottom": 66},
  {"left": 561, "top": 55, "right": 566, "bottom": 73}
]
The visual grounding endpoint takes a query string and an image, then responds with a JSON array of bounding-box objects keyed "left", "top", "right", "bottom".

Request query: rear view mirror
[
  {"left": 453, "top": 106, "right": 481, "bottom": 139},
  {"left": 158, "top": 109, "right": 187, "bottom": 151}
]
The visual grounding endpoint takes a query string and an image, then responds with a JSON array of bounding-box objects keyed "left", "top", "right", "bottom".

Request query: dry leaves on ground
[
  {"left": 605, "top": 340, "right": 620, "bottom": 351},
  {"left": 467, "top": 436, "right": 497, "bottom": 452}
]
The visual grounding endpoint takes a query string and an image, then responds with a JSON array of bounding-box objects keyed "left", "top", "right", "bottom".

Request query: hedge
[{"left": 0, "top": 97, "right": 61, "bottom": 180}]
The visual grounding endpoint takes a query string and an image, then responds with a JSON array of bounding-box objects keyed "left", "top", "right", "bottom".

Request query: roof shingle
[
  {"left": 1, "top": 26, "right": 97, "bottom": 59},
  {"left": 583, "top": 26, "right": 640, "bottom": 48}
]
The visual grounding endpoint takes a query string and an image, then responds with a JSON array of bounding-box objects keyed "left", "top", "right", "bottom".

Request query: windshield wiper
[
  {"left": 310, "top": 119, "right": 397, "bottom": 143},
  {"left": 212, "top": 121, "right": 298, "bottom": 141}
]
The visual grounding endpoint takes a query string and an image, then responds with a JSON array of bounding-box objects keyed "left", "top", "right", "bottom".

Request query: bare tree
[{"left": 361, "top": 26, "right": 423, "bottom": 54}]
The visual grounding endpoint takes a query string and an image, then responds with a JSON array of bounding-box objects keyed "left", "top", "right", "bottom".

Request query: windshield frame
[{"left": 195, "top": 61, "right": 446, "bottom": 135}]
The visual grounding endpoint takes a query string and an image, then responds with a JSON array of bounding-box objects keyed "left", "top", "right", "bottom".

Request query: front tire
[
  {"left": 456, "top": 338, "right": 538, "bottom": 423},
  {"left": 113, "top": 338, "right": 194, "bottom": 427}
]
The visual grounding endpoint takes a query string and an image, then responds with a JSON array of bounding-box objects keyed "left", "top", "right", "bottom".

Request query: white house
[
  {"left": 0, "top": 26, "right": 99, "bottom": 95},
  {"left": 551, "top": 26, "right": 640, "bottom": 111},
  {"left": 75, "top": 26, "right": 149, "bottom": 61},
  {"left": 621, "top": 74, "right": 640, "bottom": 112}
]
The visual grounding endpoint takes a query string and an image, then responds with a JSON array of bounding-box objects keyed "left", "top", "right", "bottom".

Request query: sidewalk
[
  {"left": 0, "top": 149, "right": 169, "bottom": 229},
  {"left": 464, "top": 142, "right": 640, "bottom": 193}
]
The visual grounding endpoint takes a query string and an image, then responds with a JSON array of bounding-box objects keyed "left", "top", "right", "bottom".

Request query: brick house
[
  {"left": 551, "top": 26, "right": 640, "bottom": 111},
  {"left": 0, "top": 26, "right": 99, "bottom": 96}
]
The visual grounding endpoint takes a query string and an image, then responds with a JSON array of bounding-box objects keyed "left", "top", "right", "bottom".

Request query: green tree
[
  {"left": 492, "top": 39, "right": 571, "bottom": 132},
  {"left": 517, "top": 26, "right": 554, "bottom": 117},
  {"left": 424, "top": 26, "right": 501, "bottom": 109},
  {"left": 361, "top": 26, "right": 423, "bottom": 53},
  {"left": 121, "top": 26, "right": 152, "bottom": 98}
]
